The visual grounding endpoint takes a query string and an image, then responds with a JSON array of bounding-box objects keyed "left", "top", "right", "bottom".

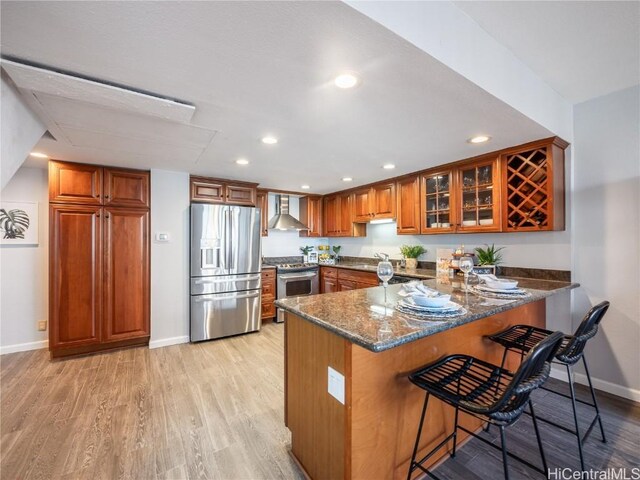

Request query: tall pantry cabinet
[{"left": 49, "top": 161, "right": 150, "bottom": 358}]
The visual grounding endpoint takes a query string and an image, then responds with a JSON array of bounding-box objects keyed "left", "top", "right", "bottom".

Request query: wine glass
[
  {"left": 459, "top": 256, "right": 474, "bottom": 292},
  {"left": 377, "top": 256, "right": 394, "bottom": 306}
]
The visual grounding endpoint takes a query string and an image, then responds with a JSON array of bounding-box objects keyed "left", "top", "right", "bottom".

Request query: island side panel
[
  {"left": 349, "top": 299, "right": 546, "bottom": 480},
  {"left": 285, "top": 312, "right": 351, "bottom": 480}
]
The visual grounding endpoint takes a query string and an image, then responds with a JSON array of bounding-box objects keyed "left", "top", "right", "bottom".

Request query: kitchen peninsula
[{"left": 276, "top": 278, "right": 577, "bottom": 480}]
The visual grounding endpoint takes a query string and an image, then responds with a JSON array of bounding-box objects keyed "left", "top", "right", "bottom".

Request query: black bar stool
[
  {"left": 486, "top": 301, "right": 609, "bottom": 471},
  {"left": 407, "top": 331, "right": 564, "bottom": 480}
]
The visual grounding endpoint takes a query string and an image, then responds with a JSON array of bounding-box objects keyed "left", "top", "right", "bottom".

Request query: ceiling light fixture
[
  {"left": 261, "top": 136, "right": 278, "bottom": 145},
  {"left": 30, "top": 152, "right": 49, "bottom": 158},
  {"left": 334, "top": 73, "right": 359, "bottom": 89},
  {"left": 236, "top": 158, "right": 249, "bottom": 165},
  {"left": 301, "top": 185, "right": 310, "bottom": 190},
  {"left": 383, "top": 164, "right": 396, "bottom": 170},
  {"left": 342, "top": 177, "right": 353, "bottom": 182},
  {"left": 468, "top": 135, "right": 491, "bottom": 144}
]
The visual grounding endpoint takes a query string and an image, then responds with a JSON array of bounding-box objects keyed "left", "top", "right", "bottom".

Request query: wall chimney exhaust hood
[{"left": 268, "top": 195, "right": 309, "bottom": 231}]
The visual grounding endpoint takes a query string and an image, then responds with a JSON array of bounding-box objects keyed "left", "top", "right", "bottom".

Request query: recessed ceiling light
[
  {"left": 301, "top": 185, "right": 310, "bottom": 190},
  {"left": 383, "top": 164, "right": 395, "bottom": 170},
  {"left": 468, "top": 135, "right": 491, "bottom": 144},
  {"left": 342, "top": 177, "right": 353, "bottom": 182},
  {"left": 334, "top": 73, "right": 359, "bottom": 89},
  {"left": 30, "top": 152, "right": 49, "bottom": 158},
  {"left": 261, "top": 136, "right": 278, "bottom": 145},
  {"left": 236, "top": 158, "right": 249, "bottom": 165}
]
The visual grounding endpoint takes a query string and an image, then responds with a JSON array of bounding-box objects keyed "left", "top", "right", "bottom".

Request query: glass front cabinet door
[
  {"left": 420, "top": 170, "right": 455, "bottom": 233},
  {"left": 454, "top": 158, "right": 501, "bottom": 232}
]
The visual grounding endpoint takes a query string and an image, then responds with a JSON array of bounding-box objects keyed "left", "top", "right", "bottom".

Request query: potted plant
[
  {"left": 474, "top": 244, "right": 505, "bottom": 274},
  {"left": 332, "top": 245, "right": 342, "bottom": 263},
  {"left": 300, "top": 245, "right": 313, "bottom": 263},
  {"left": 399, "top": 245, "right": 427, "bottom": 270}
]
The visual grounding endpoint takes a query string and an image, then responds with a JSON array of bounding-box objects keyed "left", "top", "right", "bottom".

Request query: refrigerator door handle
[
  {"left": 194, "top": 274, "right": 261, "bottom": 285},
  {"left": 193, "top": 290, "right": 260, "bottom": 303}
]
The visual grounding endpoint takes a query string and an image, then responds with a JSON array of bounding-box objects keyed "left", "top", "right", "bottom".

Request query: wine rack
[{"left": 504, "top": 146, "right": 554, "bottom": 231}]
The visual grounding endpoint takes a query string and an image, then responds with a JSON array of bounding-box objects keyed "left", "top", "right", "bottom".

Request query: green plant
[
  {"left": 399, "top": 245, "right": 427, "bottom": 259},
  {"left": 0, "top": 208, "right": 30, "bottom": 239},
  {"left": 299, "top": 245, "right": 313, "bottom": 255},
  {"left": 475, "top": 244, "right": 505, "bottom": 266},
  {"left": 332, "top": 245, "right": 341, "bottom": 256}
]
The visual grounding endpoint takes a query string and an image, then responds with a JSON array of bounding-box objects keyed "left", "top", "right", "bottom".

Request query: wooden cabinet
[
  {"left": 104, "top": 168, "right": 150, "bottom": 208},
  {"left": 49, "top": 161, "right": 103, "bottom": 205},
  {"left": 49, "top": 160, "right": 150, "bottom": 357},
  {"left": 320, "top": 267, "right": 338, "bottom": 293},
  {"left": 49, "top": 204, "right": 102, "bottom": 350},
  {"left": 257, "top": 189, "right": 269, "bottom": 237},
  {"left": 353, "top": 182, "right": 396, "bottom": 222},
  {"left": 396, "top": 176, "right": 421, "bottom": 235},
  {"left": 299, "top": 196, "right": 323, "bottom": 237},
  {"left": 190, "top": 176, "right": 257, "bottom": 206},
  {"left": 321, "top": 267, "right": 378, "bottom": 293},
  {"left": 323, "top": 195, "right": 340, "bottom": 236},
  {"left": 103, "top": 208, "right": 150, "bottom": 342},
  {"left": 324, "top": 193, "right": 366, "bottom": 237},
  {"left": 338, "top": 193, "right": 354, "bottom": 236},
  {"left": 420, "top": 157, "right": 501, "bottom": 234},
  {"left": 261, "top": 269, "right": 276, "bottom": 320},
  {"left": 501, "top": 138, "right": 566, "bottom": 231}
]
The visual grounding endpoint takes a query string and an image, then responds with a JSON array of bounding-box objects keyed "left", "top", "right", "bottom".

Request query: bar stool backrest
[
  {"left": 489, "top": 331, "right": 565, "bottom": 423},
  {"left": 557, "top": 301, "right": 610, "bottom": 365}
]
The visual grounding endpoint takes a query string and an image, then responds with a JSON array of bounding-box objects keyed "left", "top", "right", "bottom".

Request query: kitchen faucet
[{"left": 374, "top": 252, "right": 390, "bottom": 261}]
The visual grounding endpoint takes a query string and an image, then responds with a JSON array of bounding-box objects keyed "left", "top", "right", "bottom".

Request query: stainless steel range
[{"left": 275, "top": 263, "right": 319, "bottom": 322}]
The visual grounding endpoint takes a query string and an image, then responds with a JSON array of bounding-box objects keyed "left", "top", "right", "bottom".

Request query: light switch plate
[
  {"left": 155, "top": 232, "right": 170, "bottom": 243},
  {"left": 327, "top": 366, "right": 345, "bottom": 404}
]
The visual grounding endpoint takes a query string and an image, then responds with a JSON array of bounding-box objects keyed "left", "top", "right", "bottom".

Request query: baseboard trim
[
  {"left": 0, "top": 340, "right": 48, "bottom": 355},
  {"left": 550, "top": 366, "right": 640, "bottom": 403},
  {"left": 149, "top": 335, "right": 190, "bottom": 349}
]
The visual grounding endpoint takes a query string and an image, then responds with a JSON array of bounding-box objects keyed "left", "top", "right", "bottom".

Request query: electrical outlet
[{"left": 38, "top": 320, "right": 47, "bottom": 331}]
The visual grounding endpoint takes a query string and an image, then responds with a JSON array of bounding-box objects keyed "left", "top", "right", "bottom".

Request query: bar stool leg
[
  {"left": 567, "top": 364, "right": 586, "bottom": 471},
  {"left": 451, "top": 406, "right": 460, "bottom": 457},
  {"left": 485, "top": 347, "right": 511, "bottom": 434},
  {"left": 499, "top": 425, "right": 510, "bottom": 480},
  {"left": 529, "top": 399, "right": 548, "bottom": 473},
  {"left": 407, "top": 392, "right": 430, "bottom": 480},
  {"left": 582, "top": 355, "right": 607, "bottom": 443}
]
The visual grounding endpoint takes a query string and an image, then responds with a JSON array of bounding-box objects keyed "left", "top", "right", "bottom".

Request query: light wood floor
[
  {"left": 1, "top": 323, "right": 303, "bottom": 480},
  {"left": 2, "top": 323, "right": 639, "bottom": 480}
]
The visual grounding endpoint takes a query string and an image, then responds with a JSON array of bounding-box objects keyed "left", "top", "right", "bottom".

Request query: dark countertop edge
[
  {"left": 275, "top": 282, "right": 579, "bottom": 353},
  {"left": 325, "top": 263, "right": 436, "bottom": 280},
  {"left": 261, "top": 265, "right": 276, "bottom": 270}
]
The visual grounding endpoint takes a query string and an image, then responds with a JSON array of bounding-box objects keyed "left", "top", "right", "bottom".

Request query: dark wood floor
[{"left": 1, "top": 323, "right": 638, "bottom": 479}]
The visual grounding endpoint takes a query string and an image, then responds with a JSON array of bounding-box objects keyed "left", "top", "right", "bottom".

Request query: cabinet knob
[{"left": 105, "top": 195, "right": 110, "bottom": 199}]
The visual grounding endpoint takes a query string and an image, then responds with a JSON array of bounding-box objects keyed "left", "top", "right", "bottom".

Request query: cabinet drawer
[
  {"left": 261, "top": 294, "right": 276, "bottom": 319},
  {"left": 321, "top": 267, "right": 337, "bottom": 278},
  {"left": 262, "top": 281, "right": 275, "bottom": 296},
  {"left": 262, "top": 269, "right": 276, "bottom": 280},
  {"left": 338, "top": 268, "right": 378, "bottom": 285}
]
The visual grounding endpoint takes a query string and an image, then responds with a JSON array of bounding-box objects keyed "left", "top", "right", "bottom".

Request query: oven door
[{"left": 276, "top": 271, "right": 319, "bottom": 322}]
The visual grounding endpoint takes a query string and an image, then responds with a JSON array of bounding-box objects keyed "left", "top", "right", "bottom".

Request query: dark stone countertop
[
  {"left": 275, "top": 277, "right": 579, "bottom": 353},
  {"left": 327, "top": 262, "right": 437, "bottom": 280},
  {"left": 261, "top": 265, "right": 276, "bottom": 270}
]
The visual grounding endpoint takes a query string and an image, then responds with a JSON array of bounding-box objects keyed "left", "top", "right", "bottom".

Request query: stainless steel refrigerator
[{"left": 190, "top": 204, "right": 262, "bottom": 342}]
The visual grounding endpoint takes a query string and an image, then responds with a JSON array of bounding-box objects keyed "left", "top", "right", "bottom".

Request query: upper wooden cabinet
[
  {"left": 353, "top": 182, "right": 396, "bottom": 222},
  {"left": 49, "top": 161, "right": 103, "bottom": 205},
  {"left": 190, "top": 176, "right": 257, "bottom": 206},
  {"left": 323, "top": 193, "right": 366, "bottom": 238},
  {"left": 420, "top": 157, "right": 501, "bottom": 234},
  {"left": 104, "top": 168, "right": 150, "bottom": 207},
  {"left": 299, "top": 195, "right": 323, "bottom": 237},
  {"left": 256, "top": 189, "right": 269, "bottom": 237},
  {"left": 501, "top": 138, "right": 566, "bottom": 231},
  {"left": 49, "top": 161, "right": 150, "bottom": 207},
  {"left": 396, "top": 176, "right": 421, "bottom": 235}
]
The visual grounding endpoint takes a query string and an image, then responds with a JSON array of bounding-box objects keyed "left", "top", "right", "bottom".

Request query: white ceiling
[
  {"left": 454, "top": 1, "right": 640, "bottom": 104},
  {"left": 1, "top": 1, "right": 553, "bottom": 193}
]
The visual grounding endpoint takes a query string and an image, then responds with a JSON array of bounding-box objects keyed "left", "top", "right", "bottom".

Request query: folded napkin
[
  {"left": 476, "top": 274, "right": 499, "bottom": 283},
  {"left": 398, "top": 282, "right": 443, "bottom": 298}
]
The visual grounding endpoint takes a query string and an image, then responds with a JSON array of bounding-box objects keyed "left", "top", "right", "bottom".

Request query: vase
[{"left": 406, "top": 258, "right": 418, "bottom": 270}]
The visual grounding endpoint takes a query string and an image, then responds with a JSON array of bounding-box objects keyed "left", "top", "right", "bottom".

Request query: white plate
[
  {"left": 476, "top": 285, "right": 526, "bottom": 294},
  {"left": 462, "top": 220, "right": 477, "bottom": 226},
  {"left": 479, "top": 219, "right": 493, "bottom": 225},
  {"left": 485, "top": 279, "right": 518, "bottom": 290},
  {"left": 399, "top": 299, "right": 462, "bottom": 312}
]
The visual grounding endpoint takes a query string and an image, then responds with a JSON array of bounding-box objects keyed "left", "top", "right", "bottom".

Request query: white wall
[
  {"left": 149, "top": 169, "right": 190, "bottom": 348},
  {"left": 571, "top": 85, "right": 640, "bottom": 400},
  {"left": 1, "top": 73, "right": 46, "bottom": 190},
  {"left": 262, "top": 193, "right": 328, "bottom": 257},
  {"left": 0, "top": 167, "right": 49, "bottom": 353}
]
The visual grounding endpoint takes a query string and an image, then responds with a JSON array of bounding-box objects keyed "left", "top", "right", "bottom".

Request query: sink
[{"left": 343, "top": 263, "right": 377, "bottom": 270}]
